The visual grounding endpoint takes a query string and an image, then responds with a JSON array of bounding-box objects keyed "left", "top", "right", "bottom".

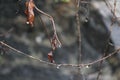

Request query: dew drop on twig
[
  {"left": 84, "top": 17, "right": 88, "bottom": 22},
  {"left": 85, "top": 65, "right": 90, "bottom": 69},
  {"left": 58, "top": 44, "right": 61, "bottom": 48},
  {"left": 57, "top": 64, "right": 61, "bottom": 69}
]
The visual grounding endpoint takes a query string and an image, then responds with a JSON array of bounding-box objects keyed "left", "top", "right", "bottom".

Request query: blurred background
[{"left": 0, "top": 0, "right": 120, "bottom": 80}]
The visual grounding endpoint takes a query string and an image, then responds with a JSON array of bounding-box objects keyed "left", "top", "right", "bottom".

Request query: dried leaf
[
  {"left": 48, "top": 51, "right": 55, "bottom": 63},
  {"left": 25, "top": 0, "right": 35, "bottom": 27}
]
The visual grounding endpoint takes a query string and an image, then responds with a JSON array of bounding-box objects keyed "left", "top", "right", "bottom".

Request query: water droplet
[
  {"left": 85, "top": 18, "right": 88, "bottom": 22},
  {"left": 57, "top": 65, "right": 61, "bottom": 69},
  {"left": 26, "top": 22, "right": 29, "bottom": 24},
  {"left": 58, "top": 44, "right": 61, "bottom": 48},
  {"left": 85, "top": 65, "right": 90, "bottom": 68},
  {"left": 57, "top": 44, "right": 62, "bottom": 48}
]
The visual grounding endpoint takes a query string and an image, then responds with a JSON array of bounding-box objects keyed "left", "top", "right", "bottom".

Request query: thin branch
[
  {"left": 0, "top": 41, "right": 120, "bottom": 68},
  {"left": 75, "top": 0, "right": 83, "bottom": 79},
  {"left": 0, "top": 41, "right": 55, "bottom": 65},
  {"left": 96, "top": 39, "right": 110, "bottom": 80},
  {"left": 113, "top": 0, "right": 117, "bottom": 17},
  {"left": 97, "top": 0, "right": 117, "bottom": 79},
  {"left": 76, "top": 0, "right": 82, "bottom": 65},
  {"left": 34, "top": 5, "right": 61, "bottom": 47},
  {"left": 37, "top": 15, "right": 52, "bottom": 48},
  {"left": 103, "top": 0, "right": 120, "bottom": 25}
]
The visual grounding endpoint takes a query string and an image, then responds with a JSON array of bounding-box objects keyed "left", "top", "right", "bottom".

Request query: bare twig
[
  {"left": 34, "top": 6, "right": 61, "bottom": 48},
  {"left": 37, "top": 15, "right": 52, "bottom": 47},
  {"left": 0, "top": 41, "right": 55, "bottom": 65},
  {"left": 96, "top": 0, "right": 117, "bottom": 80},
  {"left": 96, "top": 39, "right": 110, "bottom": 80},
  {"left": 103, "top": 0, "right": 120, "bottom": 25},
  {"left": 76, "top": 0, "right": 82, "bottom": 65},
  {"left": 0, "top": 39, "right": 120, "bottom": 68},
  {"left": 113, "top": 0, "right": 117, "bottom": 17},
  {"left": 75, "top": 0, "right": 83, "bottom": 79},
  {"left": 34, "top": 4, "right": 62, "bottom": 62}
]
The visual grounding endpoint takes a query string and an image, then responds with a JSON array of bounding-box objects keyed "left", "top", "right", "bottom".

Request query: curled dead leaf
[
  {"left": 48, "top": 51, "right": 55, "bottom": 63},
  {"left": 25, "top": 0, "right": 35, "bottom": 27}
]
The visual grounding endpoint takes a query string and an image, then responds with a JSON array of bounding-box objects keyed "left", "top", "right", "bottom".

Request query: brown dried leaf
[
  {"left": 48, "top": 51, "right": 55, "bottom": 63},
  {"left": 25, "top": 0, "right": 35, "bottom": 27}
]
